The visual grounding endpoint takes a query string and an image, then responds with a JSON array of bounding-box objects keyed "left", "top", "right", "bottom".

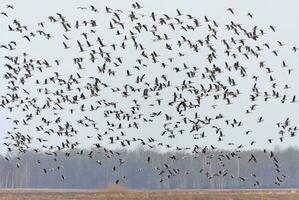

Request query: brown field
[{"left": 0, "top": 188, "right": 298, "bottom": 200}]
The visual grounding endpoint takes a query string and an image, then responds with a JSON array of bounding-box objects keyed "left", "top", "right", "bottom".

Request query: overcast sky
[{"left": 1, "top": 0, "right": 299, "bottom": 155}]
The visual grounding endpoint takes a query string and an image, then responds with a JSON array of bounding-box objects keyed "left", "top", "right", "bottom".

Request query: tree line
[{"left": 0, "top": 146, "right": 298, "bottom": 189}]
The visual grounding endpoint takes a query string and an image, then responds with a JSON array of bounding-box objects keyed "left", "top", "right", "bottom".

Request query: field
[{"left": 0, "top": 188, "right": 298, "bottom": 200}]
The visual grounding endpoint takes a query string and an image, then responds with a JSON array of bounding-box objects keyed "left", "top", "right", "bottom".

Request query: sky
[{"left": 0, "top": 0, "right": 299, "bottom": 155}]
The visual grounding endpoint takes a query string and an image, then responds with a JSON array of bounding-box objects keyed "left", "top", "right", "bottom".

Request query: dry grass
[
  {"left": 0, "top": 189, "right": 298, "bottom": 200},
  {"left": 104, "top": 184, "right": 128, "bottom": 194}
]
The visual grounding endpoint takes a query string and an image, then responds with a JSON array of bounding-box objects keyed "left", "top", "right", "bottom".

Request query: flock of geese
[{"left": 0, "top": 2, "right": 298, "bottom": 187}]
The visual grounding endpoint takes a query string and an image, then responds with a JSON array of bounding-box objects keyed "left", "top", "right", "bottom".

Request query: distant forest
[{"left": 0, "top": 147, "right": 298, "bottom": 189}]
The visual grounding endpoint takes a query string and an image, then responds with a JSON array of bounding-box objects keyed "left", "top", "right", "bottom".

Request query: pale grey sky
[{"left": 1, "top": 0, "right": 299, "bottom": 155}]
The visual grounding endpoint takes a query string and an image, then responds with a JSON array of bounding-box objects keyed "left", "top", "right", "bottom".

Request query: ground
[{"left": 0, "top": 189, "right": 298, "bottom": 200}]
